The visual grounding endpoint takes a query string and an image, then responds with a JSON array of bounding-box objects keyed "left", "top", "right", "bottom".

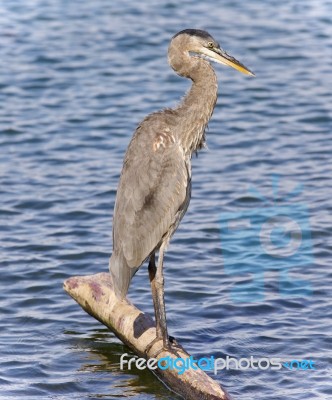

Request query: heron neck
[{"left": 175, "top": 58, "right": 218, "bottom": 156}]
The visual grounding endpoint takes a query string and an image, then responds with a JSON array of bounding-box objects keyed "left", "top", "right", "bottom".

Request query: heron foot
[
  {"left": 145, "top": 335, "right": 183, "bottom": 359},
  {"left": 144, "top": 335, "right": 162, "bottom": 358},
  {"left": 167, "top": 335, "right": 185, "bottom": 358}
]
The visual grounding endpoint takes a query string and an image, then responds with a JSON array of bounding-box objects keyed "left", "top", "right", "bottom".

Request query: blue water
[{"left": 1, "top": 1, "right": 331, "bottom": 399}]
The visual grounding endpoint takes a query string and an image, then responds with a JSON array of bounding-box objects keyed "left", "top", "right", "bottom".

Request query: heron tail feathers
[{"left": 109, "top": 254, "right": 135, "bottom": 299}]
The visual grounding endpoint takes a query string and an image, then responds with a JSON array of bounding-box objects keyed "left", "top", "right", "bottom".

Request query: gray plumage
[{"left": 109, "top": 29, "right": 253, "bottom": 349}]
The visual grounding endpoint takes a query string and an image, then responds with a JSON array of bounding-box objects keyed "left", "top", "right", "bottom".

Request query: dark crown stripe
[{"left": 172, "top": 29, "right": 211, "bottom": 40}]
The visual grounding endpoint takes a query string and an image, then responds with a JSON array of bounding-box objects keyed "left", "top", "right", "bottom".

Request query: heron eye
[{"left": 207, "top": 42, "right": 214, "bottom": 49}]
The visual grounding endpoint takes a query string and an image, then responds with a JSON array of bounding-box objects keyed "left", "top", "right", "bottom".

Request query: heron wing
[{"left": 113, "top": 121, "right": 190, "bottom": 268}]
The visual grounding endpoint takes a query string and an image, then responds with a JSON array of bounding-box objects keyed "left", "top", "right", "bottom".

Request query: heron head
[{"left": 171, "top": 29, "right": 254, "bottom": 76}]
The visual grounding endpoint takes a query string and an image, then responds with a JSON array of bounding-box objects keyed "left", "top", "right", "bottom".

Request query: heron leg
[
  {"left": 146, "top": 245, "right": 183, "bottom": 358},
  {"left": 146, "top": 246, "right": 170, "bottom": 355},
  {"left": 145, "top": 253, "right": 162, "bottom": 356},
  {"left": 148, "top": 252, "right": 162, "bottom": 337},
  {"left": 154, "top": 244, "right": 169, "bottom": 348}
]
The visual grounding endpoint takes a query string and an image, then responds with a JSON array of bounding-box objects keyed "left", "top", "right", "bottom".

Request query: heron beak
[{"left": 201, "top": 46, "right": 255, "bottom": 76}]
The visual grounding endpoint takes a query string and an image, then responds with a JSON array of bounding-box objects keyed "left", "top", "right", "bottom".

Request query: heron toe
[{"left": 145, "top": 335, "right": 183, "bottom": 359}]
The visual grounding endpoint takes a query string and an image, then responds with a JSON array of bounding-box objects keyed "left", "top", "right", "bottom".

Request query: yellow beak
[{"left": 201, "top": 46, "right": 255, "bottom": 76}]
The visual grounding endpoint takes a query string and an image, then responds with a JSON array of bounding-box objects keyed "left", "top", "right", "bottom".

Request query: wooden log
[{"left": 63, "top": 272, "right": 231, "bottom": 400}]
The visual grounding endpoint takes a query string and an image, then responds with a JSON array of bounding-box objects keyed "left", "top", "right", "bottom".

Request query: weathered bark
[{"left": 63, "top": 272, "right": 231, "bottom": 400}]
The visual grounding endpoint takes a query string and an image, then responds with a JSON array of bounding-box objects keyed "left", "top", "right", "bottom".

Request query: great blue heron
[{"left": 110, "top": 29, "right": 253, "bottom": 352}]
